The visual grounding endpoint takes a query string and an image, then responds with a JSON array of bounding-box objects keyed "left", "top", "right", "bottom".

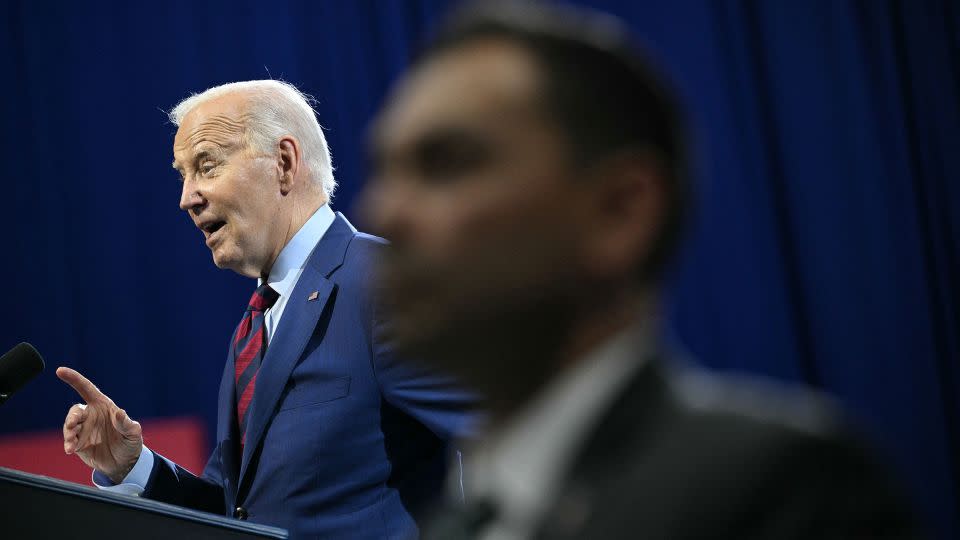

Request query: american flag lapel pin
[{"left": 308, "top": 290, "right": 319, "bottom": 301}]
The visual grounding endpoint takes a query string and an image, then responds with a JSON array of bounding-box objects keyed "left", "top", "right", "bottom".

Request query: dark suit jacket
[
  {"left": 142, "top": 213, "right": 476, "bottom": 539},
  {"left": 428, "top": 360, "right": 918, "bottom": 539},
  {"left": 534, "top": 361, "right": 919, "bottom": 539}
]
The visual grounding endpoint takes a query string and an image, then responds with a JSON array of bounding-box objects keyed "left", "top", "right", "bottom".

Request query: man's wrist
[
  {"left": 107, "top": 463, "right": 136, "bottom": 485},
  {"left": 91, "top": 445, "right": 152, "bottom": 496},
  {"left": 104, "top": 444, "right": 145, "bottom": 484}
]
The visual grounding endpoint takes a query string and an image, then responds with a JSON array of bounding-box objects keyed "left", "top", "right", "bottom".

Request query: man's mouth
[{"left": 198, "top": 220, "right": 227, "bottom": 244}]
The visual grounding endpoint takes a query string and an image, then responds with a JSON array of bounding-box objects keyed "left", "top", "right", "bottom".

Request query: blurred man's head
[
  {"left": 171, "top": 80, "right": 334, "bottom": 278},
  {"left": 364, "top": 2, "right": 688, "bottom": 413}
]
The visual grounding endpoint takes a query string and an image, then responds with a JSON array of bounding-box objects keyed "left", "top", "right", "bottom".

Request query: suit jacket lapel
[
  {"left": 237, "top": 213, "right": 357, "bottom": 489},
  {"left": 216, "top": 350, "right": 240, "bottom": 497},
  {"left": 535, "top": 358, "right": 668, "bottom": 540}
]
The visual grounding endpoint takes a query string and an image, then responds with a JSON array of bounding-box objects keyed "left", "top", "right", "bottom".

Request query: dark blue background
[{"left": 2, "top": 1, "right": 957, "bottom": 538}]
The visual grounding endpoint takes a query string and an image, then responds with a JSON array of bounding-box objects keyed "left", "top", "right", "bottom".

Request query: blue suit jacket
[{"left": 142, "top": 214, "right": 476, "bottom": 539}]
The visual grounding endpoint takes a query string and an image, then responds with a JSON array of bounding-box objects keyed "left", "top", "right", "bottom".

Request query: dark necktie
[{"left": 233, "top": 283, "right": 280, "bottom": 449}]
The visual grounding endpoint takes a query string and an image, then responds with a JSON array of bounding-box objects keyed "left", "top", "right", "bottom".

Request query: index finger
[{"left": 56, "top": 367, "right": 108, "bottom": 404}]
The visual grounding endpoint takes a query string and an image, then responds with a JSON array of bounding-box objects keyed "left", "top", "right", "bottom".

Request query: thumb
[{"left": 112, "top": 409, "right": 142, "bottom": 439}]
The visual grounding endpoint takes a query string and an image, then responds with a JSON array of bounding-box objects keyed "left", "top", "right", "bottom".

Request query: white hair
[{"left": 169, "top": 80, "right": 336, "bottom": 199}]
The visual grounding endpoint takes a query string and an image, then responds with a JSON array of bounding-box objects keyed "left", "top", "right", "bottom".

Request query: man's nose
[{"left": 179, "top": 179, "right": 204, "bottom": 212}]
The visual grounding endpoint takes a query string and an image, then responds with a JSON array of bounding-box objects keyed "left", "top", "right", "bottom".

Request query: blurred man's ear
[{"left": 578, "top": 149, "right": 667, "bottom": 283}]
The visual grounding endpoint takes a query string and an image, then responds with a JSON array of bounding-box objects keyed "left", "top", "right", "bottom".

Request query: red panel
[{"left": 0, "top": 417, "right": 209, "bottom": 486}]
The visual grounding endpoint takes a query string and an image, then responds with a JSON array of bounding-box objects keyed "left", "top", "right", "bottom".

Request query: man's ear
[
  {"left": 277, "top": 136, "right": 302, "bottom": 195},
  {"left": 579, "top": 149, "right": 667, "bottom": 280}
]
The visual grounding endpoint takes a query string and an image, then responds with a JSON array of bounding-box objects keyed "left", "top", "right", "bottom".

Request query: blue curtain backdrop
[{"left": 1, "top": 0, "right": 957, "bottom": 538}]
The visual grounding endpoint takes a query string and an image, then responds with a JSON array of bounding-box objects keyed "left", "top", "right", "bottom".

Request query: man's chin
[
  {"left": 210, "top": 252, "right": 229, "bottom": 269},
  {"left": 394, "top": 321, "right": 553, "bottom": 416},
  {"left": 386, "top": 314, "right": 446, "bottom": 359},
  {"left": 388, "top": 312, "right": 471, "bottom": 365},
  {"left": 390, "top": 309, "right": 509, "bottom": 370},
  {"left": 210, "top": 249, "right": 240, "bottom": 272}
]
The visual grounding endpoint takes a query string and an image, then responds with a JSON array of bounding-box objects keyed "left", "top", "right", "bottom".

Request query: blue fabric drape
[{"left": 1, "top": 1, "right": 956, "bottom": 538}]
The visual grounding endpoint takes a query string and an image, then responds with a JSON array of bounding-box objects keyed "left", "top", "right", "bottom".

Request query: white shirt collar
[
  {"left": 464, "top": 315, "right": 657, "bottom": 539},
  {"left": 259, "top": 204, "right": 336, "bottom": 298}
]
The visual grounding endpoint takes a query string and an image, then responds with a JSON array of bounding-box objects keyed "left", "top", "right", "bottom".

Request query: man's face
[
  {"left": 363, "top": 41, "right": 599, "bottom": 396},
  {"left": 173, "top": 93, "right": 286, "bottom": 278}
]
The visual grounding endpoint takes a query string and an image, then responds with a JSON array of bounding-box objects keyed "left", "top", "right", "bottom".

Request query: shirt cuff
[{"left": 91, "top": 445, "right": 153, "bottom": 496}]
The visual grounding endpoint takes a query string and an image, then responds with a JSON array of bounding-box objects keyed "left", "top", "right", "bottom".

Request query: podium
[{"left": 0, "top": 466, "right": 287, "bottom": 539}]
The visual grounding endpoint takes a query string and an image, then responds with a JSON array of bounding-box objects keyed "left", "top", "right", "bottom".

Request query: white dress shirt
[
  {"left": 461, "top": 318, "right": 655, "bottom": 540},
  {"left": 93, "top": 204, "right": 336, "bottom": 495}
]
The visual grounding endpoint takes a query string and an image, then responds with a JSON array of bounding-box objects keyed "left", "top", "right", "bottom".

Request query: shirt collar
[
  {"left": 259, "top": 204, "right": 336, "bottom": 298},
  {"left": 464, "top": 314, "right": 657, "bottom": 532}
]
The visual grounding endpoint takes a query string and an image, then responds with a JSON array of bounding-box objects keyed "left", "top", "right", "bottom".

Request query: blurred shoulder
[
  {"left": 566, "top": 362, "right": 918, "bottom": 538},
  {"left": 664, "top": 362, "right": 845, "bottom": 440}
]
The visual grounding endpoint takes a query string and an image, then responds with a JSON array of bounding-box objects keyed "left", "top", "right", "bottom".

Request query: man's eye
[
  {"left": 418, "top": 143, "right": 488, "bottom": 181},
  {"left": 200, "top": 162, "right": 217, "bottom": 175}
]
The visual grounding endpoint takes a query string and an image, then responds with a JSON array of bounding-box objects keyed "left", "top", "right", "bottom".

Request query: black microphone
[{"left": 0, "top": 343, "right": 45, "bottom": 405}]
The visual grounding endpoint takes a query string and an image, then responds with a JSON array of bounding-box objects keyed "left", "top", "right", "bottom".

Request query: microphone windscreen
[{"left": 0, "top": 343, "right": 45, "bottom": 399}]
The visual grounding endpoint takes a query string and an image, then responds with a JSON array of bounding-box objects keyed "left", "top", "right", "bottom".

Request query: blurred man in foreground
[
  {"left": 58, "top": 79, "right": 475, "bottom": 539},
  {"left": 363, "top": 3, "right": 918, "bottom": 539}
]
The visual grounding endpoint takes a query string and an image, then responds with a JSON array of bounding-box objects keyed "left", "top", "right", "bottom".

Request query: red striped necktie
[{"left": 233, "top": 283, "right": 280, "bottom": 449}]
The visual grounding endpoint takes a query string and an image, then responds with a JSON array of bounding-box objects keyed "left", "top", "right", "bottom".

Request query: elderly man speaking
[{"left": 56, "top": 80, "right": 475, "bottom": 539}]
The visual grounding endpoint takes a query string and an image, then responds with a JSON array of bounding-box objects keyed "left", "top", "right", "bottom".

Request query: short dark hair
[{"left": 420, "top": 1, "right": 691, "bottom": 283}]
